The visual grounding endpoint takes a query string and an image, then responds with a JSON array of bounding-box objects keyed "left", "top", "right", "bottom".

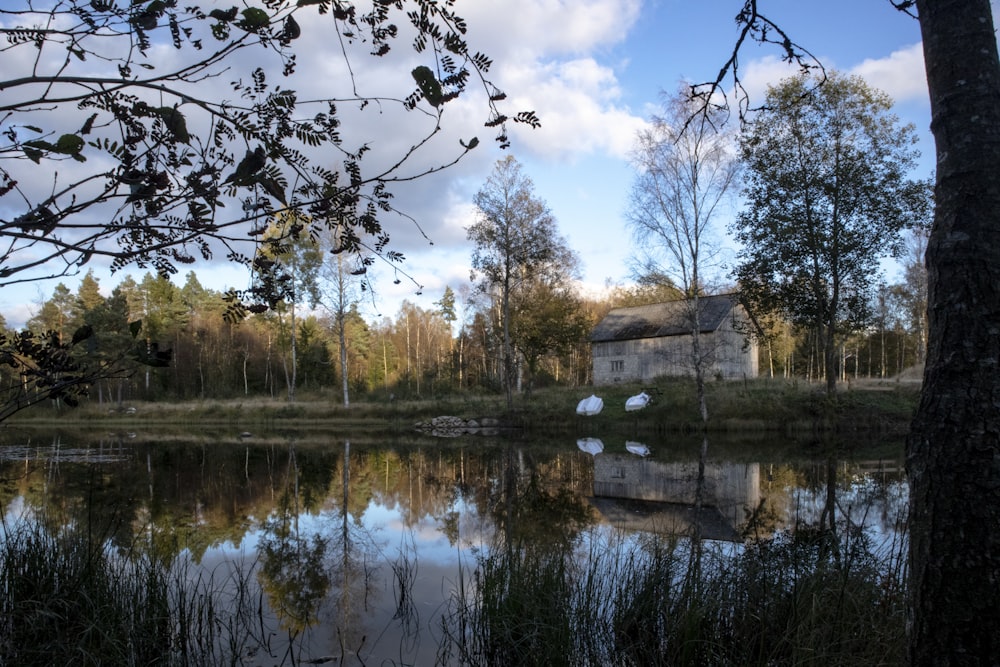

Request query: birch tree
[{"left": 626, "top": 89, "right": 739, "bottom": 423}]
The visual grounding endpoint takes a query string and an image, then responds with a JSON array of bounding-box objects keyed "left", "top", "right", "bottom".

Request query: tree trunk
[
  {"left": 288, "top": 305, "right": 297, "bottom": 402},
  {"left": 689, "top": 295, "right": 709, "bottom": 424},
  {"left": 382, "top": 336, "right": 389, "bottom": 392},
  {"left": 823, "top": 320, "right": 837, "bottom": 394},
  {"left": 339, "top": 312, "right": 349, "bottom": 407},
  {"left": 908, "top": 1, "right": 1000, "bottom": 662},
  {"left": 458, "top": 331, "right": 465, "bottom": 389},
  {"left": 502, "top": 278, "right": 514, "bottom": 411}
]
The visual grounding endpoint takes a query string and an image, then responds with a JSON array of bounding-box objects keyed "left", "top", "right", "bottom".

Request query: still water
[{"left": 0, "top": 425, "right": 907, "bottom": 666}]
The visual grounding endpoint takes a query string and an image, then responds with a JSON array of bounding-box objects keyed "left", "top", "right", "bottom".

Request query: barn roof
[{"left": 591, "top": 294, "right": 739, "bottom": 343}]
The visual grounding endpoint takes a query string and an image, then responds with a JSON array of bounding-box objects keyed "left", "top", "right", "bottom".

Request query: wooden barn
[{"left": 590, "top": 294, "right": 758, "bottom": 385}]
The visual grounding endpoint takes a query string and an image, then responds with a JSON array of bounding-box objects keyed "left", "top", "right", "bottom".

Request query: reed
[
  {"left": 2, "top": 510, "right": 906, "bottom": 666},
  {"left": 441, "top": 523, "right": 907, "bottom": 666},
  {"left": 0, "top": 515, "right": 267, "bottom": 666}
]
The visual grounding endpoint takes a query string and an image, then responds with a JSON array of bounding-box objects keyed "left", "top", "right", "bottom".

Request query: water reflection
[
  {"left": 0, "top": 428, "right": 907, "bottom": 665},
  {"left": 590, "top": 450, "right": 758, "bottom": 542}
]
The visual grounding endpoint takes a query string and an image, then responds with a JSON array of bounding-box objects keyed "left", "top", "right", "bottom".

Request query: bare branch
[{"left": 687, "top": 0, "right": 825, "bottom": 127}]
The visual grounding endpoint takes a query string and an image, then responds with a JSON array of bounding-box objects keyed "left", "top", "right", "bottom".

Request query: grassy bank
[{"left": 7, "top": 377, "right": 919, "bottom": 437}]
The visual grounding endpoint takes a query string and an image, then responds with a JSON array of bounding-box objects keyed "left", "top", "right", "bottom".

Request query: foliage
[
  {"left": 0, "top": 0, "right": 542, "bottom": 418},
  {"left": 1, "top": 259, "right": 934, "bottom": 414},
  {"left": 732, "top": 72, "right": 930, "bottom": 393},
  {"left": 511, "top": 278, "right": 590, "bottom": 394},
  {"left": 317, "top": 236, "right": 368, "bottom": 407},
  {"left": 0, "top": 1, "right": 533, "bottom": 305},
  {"left": 605, "top": 280, "right": 684, "bottom": 308},
  {"left": 468, "top": 155, "right": 584, "bottom": 408},
  {"left": 0, "top": 322, "right": 144, "bottom": 421},
  {"left": 252, "top": 212, "right": 325, "bottom": 401}
]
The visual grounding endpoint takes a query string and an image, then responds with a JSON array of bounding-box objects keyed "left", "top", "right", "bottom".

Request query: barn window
[{"left": 610, "top": 360, "right": 624, "bottom": 372}]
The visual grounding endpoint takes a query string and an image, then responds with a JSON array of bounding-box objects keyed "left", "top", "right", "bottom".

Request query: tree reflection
[
  {"left": 257, "top": 442, "right": 331, "bottom": 637},
  {"left": 3, "top": 429, "right": 911, "bottom": 664},
  {"left": 328, "top": 438, "right": 374, "bottom": 662},
  {"left": 491, "top": 445, "right": 596, "bottom": 549}
]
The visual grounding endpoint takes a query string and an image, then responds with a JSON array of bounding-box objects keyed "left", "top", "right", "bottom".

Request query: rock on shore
[{"left": 413, "top": 416, "right": 501, "bottom": 437}]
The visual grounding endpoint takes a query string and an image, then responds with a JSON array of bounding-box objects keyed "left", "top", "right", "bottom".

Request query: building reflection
[{"left": 588, "top": 446, "right": 760, "bottom": 541}]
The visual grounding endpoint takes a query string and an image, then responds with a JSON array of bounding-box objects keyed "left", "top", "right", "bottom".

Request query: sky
[{"left": 1, "top": 0, "right": 939, "bottom": 329}]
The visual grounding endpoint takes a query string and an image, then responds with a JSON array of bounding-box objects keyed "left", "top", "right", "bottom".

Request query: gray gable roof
[{"left": 591, "top": 294, "right": 739, "bottom": 343}]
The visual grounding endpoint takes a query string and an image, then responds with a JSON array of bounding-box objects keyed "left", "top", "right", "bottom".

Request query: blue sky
[
  {"left": 376, "top": 0, "right": 932, "bottom": 321},
  {"left": 1, "top": 1, "right": 936, "bottom": 328}
]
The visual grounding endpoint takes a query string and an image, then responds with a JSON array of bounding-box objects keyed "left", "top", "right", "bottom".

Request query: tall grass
[
  {"left": 0, "top": 515, "right": 268, "bottom": 666},
  {"left": 2, "top": 507, "right": 907, "bottom": 666},
  {"left": 441, "top": 524, "right": 907, "bottom": 666}
]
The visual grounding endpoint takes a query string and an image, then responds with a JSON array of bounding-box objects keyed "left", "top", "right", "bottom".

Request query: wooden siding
[{"left": 591, "top": 295, "right": 758, "bottom": 385}]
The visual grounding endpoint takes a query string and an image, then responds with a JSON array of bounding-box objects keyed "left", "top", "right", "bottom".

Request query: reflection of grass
[
  {"left": 442, "top": 525, "right": 907, "bottom": 666},
  {"left": 0, "top": 516, "right": 267, "bottom": 666}
]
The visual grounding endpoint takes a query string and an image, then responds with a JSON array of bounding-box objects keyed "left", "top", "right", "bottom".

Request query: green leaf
[
  {"left": 71, "top": 325, "right": 94, "bottom": 346},
  {"left": 255, "top": 175, "right": 287, "bottom": 204},
  {"left": 22, "top": 146, "right": 44, "bottom": 163},
  {"left": 55, "top": 134, "right": 85, "bottom": 155},
  {"left": 24, "top": 139, "right": 55, "bottom": 151},
  {"left": 282, "top": 15, "right": 301, "bottom": 41},
  {"left": 156, "top": 106, "right": 190, "bottom": 143},
  {"left": 209, "top": 7, "right": 238, "bottom": 21},
  {"left": 239, "top": 7, "right": 270, "bottom": 30},
  {"left": 411, "top": 65, "right": 444, "bottom": 107},
  {"left": 80, "top": 113, "right": 98, "bottom": 135}
]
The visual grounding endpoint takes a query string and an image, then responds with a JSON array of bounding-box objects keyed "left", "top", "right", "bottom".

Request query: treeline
[
  {"left": 0, "top": 260, "right": 925, "bottom": 407},
  {"left": 2, "top": 269, "right": 593, "bottom": 404}
]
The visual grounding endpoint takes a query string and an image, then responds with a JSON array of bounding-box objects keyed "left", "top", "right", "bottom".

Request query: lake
[{"left": 0, "top": 425, "right": 907, "bottom": 666}]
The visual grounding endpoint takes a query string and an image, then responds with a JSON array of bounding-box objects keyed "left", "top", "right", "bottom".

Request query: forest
[{"left": 0, "top": 243, "right": 926, "bottom": 407}]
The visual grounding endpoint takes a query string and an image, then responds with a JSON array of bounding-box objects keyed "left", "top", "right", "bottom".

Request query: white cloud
[
  {"left": 461, "top": 0, "right": 642, "bottom": 57},
  {"left": 739, "top": 42, "right": 928, "bottom": 109},
  {"left": 502, "top": 58, "right": 648, "bottom": 160},
  {"left": 0, "top": 0, "right": 649, "bottom": 322},
  {"left": 849, "top": 43, "right": 927, "bottom": 104},
  {"left": 738, "top": 55, "right": 809, "bottom": 103}
]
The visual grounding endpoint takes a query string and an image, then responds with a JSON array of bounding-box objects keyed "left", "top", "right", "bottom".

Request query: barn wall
[{"left": 592, "top": 309, "right": 758, "bottom": 386}]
